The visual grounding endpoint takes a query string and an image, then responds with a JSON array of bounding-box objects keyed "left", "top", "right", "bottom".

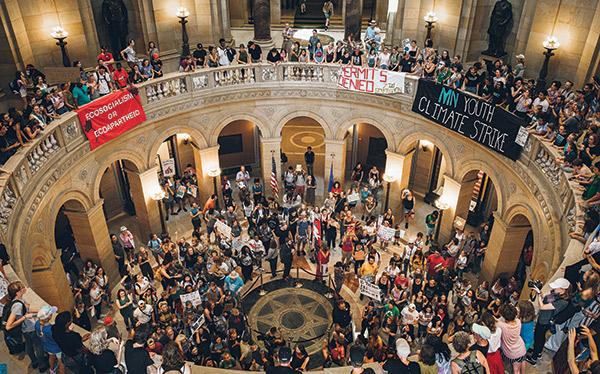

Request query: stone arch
[
  {"left": 335, "top": 116, "right": 397, "bottom": 150},
  {"left": 210, "top": 113, "right": 271, "bottom": 146},
  {"left": 454, "top": 160, "right": 506, "bottom": 217},
  {"left": 396, "top": 131, "right": 456, "bottom": 177},
  {"left": 273, "top": 110, "right": 335, "bottom": 140},
  {"left": 91, "top": 151, "right": 147, "bottom": 202},
  {"left": 503, "top": 204, "right": 536, "bottom": 228},
  {"left": 147, "top": 125, "right": 209, "bottom": 168}
]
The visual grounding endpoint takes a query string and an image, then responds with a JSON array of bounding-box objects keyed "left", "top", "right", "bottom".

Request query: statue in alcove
[
  {"left": 483, "top": 0, "right": 513, "bottom": 57},
  {"left": 102, "top": 0, "right": 129, "bottom": 57}
]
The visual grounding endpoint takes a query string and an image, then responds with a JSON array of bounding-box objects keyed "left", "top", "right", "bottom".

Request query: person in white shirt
[
  {"left": 133, "top": 300, "right": 154, "bottom": 326},
  {"left": 532, "top": 90, "right": 550, "bottom": 113},
  {"left": 236, "top": 166, "right": 250, "bottom": 189},
  {"left": 401, "top": 303, "right": 419, "bottom": 342},
  {"left": 378, "top": 47, "right": 391, "bottom": 70},
  {"left": 402, "top": 242, "right": 416, "bottom": 274},
  {"left": 217, "top": 39, "right": 230, "bottom": 66},
  {"left": 94, "top": 66, "right": 113, "bottom": 96}
]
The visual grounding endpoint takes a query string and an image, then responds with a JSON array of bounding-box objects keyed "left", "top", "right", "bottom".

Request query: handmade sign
[
  {"left": 215, "top": 220, "right": 232, "bottom": 238},
  {"left": 162, "top": 158, "right": 176, "bottom": 177},
  {"left": 347, "top": 193, "right": 360, "bottom": 203},
  {"left": 359, "top": 279, "right": 381, "bottom": 301},
  {"left": 187, "top": 185, "right": 198, "bottom": 198},
  {"left": 337, "top": 66, "right": 405, "bottom": 94},
  {"left": 411, "top": 79, "right": 527, "bottom": 161},
  {"left": 378, "top": 225, "right": 396, "bottom": 241},
  {"left": 76, "top": 88, "right": 146, "bottom": 150},
  {"left": 179, "top": 290, "right": 202, "bottom": 307}
]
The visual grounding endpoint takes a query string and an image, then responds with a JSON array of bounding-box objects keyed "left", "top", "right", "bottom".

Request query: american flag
[{"left": 270, "top": 156, "right": 279, "bottom": 200}]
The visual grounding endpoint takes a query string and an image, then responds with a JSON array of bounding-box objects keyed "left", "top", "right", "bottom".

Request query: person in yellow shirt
[{"left": 359, "top": 256, "right": 379, "bottom": 280}]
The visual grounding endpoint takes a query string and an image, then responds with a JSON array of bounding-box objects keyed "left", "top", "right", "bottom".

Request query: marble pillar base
[{"left": 253, "top": 38, "right": 275, "bottom": 53}]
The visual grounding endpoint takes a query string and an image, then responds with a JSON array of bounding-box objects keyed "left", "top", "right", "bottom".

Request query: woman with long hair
[
  {"left": 496, "top": 303, "right": 527, "bottom": 374},
  {"left": 116, "top": 289, "right": 135, "bottom": 330},
  {"left": 89, "top": 326, "right": 124, "bottom": 374},
  {"left": 481, "top": 311, "right": 504, "bottom": 374},
  {"left": 5, "top": 281, "right": 46, "bottom": 370},
  {"left": 426, "top": 334, "right": 451, "bottom": 374},
  {"left": 35, "top": 306, "right": 65, "bottom": 374},
  {"left": 159, "top": 341, "right": 192, "bottom": 373},
  {"left": 290, "top": 344, "right": 310, "bottom": 371}
]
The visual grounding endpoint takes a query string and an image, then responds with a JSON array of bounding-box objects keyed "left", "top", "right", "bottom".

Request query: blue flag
[{"left": 328, "top": 162, "right": 334, "bottom": 192}]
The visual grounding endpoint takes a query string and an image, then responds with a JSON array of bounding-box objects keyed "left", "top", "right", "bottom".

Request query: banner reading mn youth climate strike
[
  {"left": 411, "top": 79, "right": 528, "bottom": 161},
  {"left": 76, "top": 87, "right": 146, "bottom": 150},
  {"left": 337, "top": 66, "right": 405, "bottom": 94}
]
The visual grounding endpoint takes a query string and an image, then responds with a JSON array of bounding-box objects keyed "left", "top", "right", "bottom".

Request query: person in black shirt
[
  {"left": 248, "top": 41, "right": 263, "bottom": 64},
  {"left": 279, "top": 235, "right": 294, "bottom": 280},
  {"left": 399, "top": 53, "right": 414, "bottom": 73},
  {"left": 52, "top": 311, "right": 92, "bottom": 374},
  {"left": 193, "top": 43, "right": 207, "bottom": 68},
  {"left": 450, "top": 55, "right": 463, "bottom": 73},
  {"left": 267, "top": 48, "right": 281, "bottom": 66},
  {"left": 351, "top": 47, "right": 363, "bottom": 66},
  {"left": 304, "top": 146, "right": 315, "bottom": 176},
  {"left": 266, "top": 346, "right": 301, "bottom": 374},
  {"left": 480, "top": 77, "right": 494, "bottom": 100},
  {"left": 490, "top": 81, "right": 507, "bottom": 106},
  {"left": 339, "top": 49, "right": 351, "bottom": 65},
  {"left": 463, "top": 66, "right": 480, "bottom": 95},
  {"left": 332, "top": 299, "right": 353, "bottom": 343},
  {"left": 125, "top": 324, "right": 155, "bottom": 374}
]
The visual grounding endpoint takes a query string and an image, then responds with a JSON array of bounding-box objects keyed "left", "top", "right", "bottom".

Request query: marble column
[
  {"left": 253, "top": 0, "right": 272, "bottom": 41},
  {"left": 32, "top": 251, "right": 74, "bottom": 312},
  {"left": 345, "top": 0, "right": 364, "bottom": 40},
  {"left": 63, "top": 200, "right": 120, "bottom": 286},
  {"left": 481, "top": 213, "right": 532, "bottom": 281},
  {"left": 384, "top": 150, "right": 407, "bottom": 217},
  {"left": 454, "top": 177, "right": 478, "bottom": 224},
  {"left": 324, "top": 140, "right": 346, "bottom": 196},
  {"left": 198, "top": 146, "right": 221, "bottom": 206},
  {"left": 124, "top": 166, "right": 161, "bottom": 239},
  {"left": 438, "top": 175, "right": 462, "bottom": 244},
  {"left": 260, "top": 137, "right": 282, "bottom": 200},
  {"left": 270, "top": 0, "right": 281, "bottom": 25}
]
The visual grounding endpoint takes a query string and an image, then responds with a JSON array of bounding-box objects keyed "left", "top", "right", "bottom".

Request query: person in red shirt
[
  {"left": 112, "top": 63, "right": 129, "bottom": 89},
  {"left": 97, "top": 45, "right": 115, "bottom": 72},
  {"left": 426, "top": 248, "right": 446, "bottom": 277}
]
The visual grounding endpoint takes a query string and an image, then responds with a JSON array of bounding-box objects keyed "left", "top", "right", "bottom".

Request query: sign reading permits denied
[
  {"left": 76, "top": 87, "right": 146, "bottom": 150},
  {"left": 337, "top": 66, "right": 405, "bottom": 94}
]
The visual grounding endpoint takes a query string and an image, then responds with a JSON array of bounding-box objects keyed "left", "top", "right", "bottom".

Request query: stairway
[{"left": 278, "top": 0, "right": 372, "bottom": 30}]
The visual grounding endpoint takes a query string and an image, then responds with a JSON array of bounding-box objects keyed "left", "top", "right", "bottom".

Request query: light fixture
[
  {"left": 434, "top": 198, "right": 450, "bottom": 211},
  {"left": 151, "top": 187, "right": 168, "bottom": 237},
  {"left": 176, "top": 7, "right": 190, "bottom": 58},
  {"left": 424, "top": 12, "right": 438, "bottom": 40},
  {"left": 208, "top": 168, "right": 221, "bottom": 178},
  {"left": 208, "top": 168, "right": 221, "bottom": 210},
  {"left": 50, "top": 26, "right": 71, "bottom": 67},
  {"left": 176, "top": 7, "right": 190, "bottom": 19},
  {"left": 382, "top": 173, "right": 397, "bottom": 211},
  {"left": 542, "top": 36, "right": 560, "bottom": 51},
  {"left": 535, "top": 35, "right": 560, "bottom": 96},
  {"left": 433, "top": 195, "right": 450, "bottom": 245}
]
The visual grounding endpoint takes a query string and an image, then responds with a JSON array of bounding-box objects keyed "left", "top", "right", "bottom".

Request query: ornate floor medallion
[{"left": 243, "top": 279, "right": 335, "bottom": 364}]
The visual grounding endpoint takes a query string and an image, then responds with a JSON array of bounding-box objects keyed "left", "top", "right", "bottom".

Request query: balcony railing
[{"left": 0, "top": 64, "right": 577, "bottom": 255}]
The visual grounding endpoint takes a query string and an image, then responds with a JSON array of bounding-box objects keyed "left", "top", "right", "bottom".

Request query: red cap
[{"left": 104, "top": 317, "right": 113, "bottom": 325}]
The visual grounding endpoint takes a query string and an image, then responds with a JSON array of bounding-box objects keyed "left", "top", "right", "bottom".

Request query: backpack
[
  {"left": 552, "top": 297, "right": 581, "bottom": 325},
  {"left": 1, "top": 299, "right": 26, "bottom": 354},
  {"left": 8, "top": 80, "right": 20, "bottom": 95},
  {"left": 452, "top": 351, "right": 484, "bottom": 374}
]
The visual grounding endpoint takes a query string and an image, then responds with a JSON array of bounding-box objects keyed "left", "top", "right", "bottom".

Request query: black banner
[{"left": 411, "top": 79, "right": 528, "bottom": 161}]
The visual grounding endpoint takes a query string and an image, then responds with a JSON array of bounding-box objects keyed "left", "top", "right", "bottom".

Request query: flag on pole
[
  {"left": 271, "top": 156, "right": 279, "bottom": 200},
  {"left": 328, "top": 161, "right": 334, "bottom": 192}
]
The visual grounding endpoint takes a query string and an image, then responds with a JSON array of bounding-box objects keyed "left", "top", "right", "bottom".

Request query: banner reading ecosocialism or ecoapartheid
[
  {"left": 76, "top": 87, "right": 146, "bottom": 150},
  {"left": 411, "top": 79, "right": 528, "bottom": 161},
  {"left": 337, "top": 66, "right": 405, "bottom": 94}
]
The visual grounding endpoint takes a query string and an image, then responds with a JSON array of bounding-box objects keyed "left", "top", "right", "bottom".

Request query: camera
[{"left": 528, "top": 280, "right": 543, "bottom": 290}]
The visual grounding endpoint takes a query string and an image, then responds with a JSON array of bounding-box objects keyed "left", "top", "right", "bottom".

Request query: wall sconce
[
  {"left": 176, "top": 7, "right": 190, "bottom": 58},
  {"left": 51, "top": 26, "right": 71, "bottom": 67},
  {"left": 208, "top": 168, "right": 221, "bottom": 209},
  {"left": 535, "top": 36, "right": 560, "bottom": 95},
  {"left": 151, "top": 187, "right": 168, "bottom": 237},
  {"left": 424, "top": 12, "right": 438, "bottom": 40},
  {"left": 382, "top": 173, "right": 396, "bottom": 211}
]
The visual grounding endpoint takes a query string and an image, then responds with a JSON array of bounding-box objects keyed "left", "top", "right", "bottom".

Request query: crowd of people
[{"left": 4, "top": 13, "right": 600, "bottom": 374}]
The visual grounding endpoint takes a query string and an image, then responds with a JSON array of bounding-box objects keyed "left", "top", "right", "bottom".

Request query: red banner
[{"left": 76, "top": 87, "right": 146, "bottom": 150}]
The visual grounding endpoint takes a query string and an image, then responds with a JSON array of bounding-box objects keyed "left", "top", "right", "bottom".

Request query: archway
[
  {"left": 405, "top": 140, "right": 448, "bottom": 201},
  {"left": 343, "top": 122, "right": 388, "bottom": 188},
  {"left": 482, "top": 211, "right": 533, "bottom": 282},
  {"left": 99, "top": 159, "right": 139, "bottom": 221},
  {"left": 459, "top": 170, "right": 499, "bottom": 228},
  {"left": 217, "top": 120, "right": 261, "bottom": 173},
  {"left": 280, "top": 116, "right": 326, "bottom": 198}
]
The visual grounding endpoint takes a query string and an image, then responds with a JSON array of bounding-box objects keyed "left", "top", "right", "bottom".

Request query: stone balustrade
[{"left": 0, "top": 63, "right": 584, "bottom": 291}]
